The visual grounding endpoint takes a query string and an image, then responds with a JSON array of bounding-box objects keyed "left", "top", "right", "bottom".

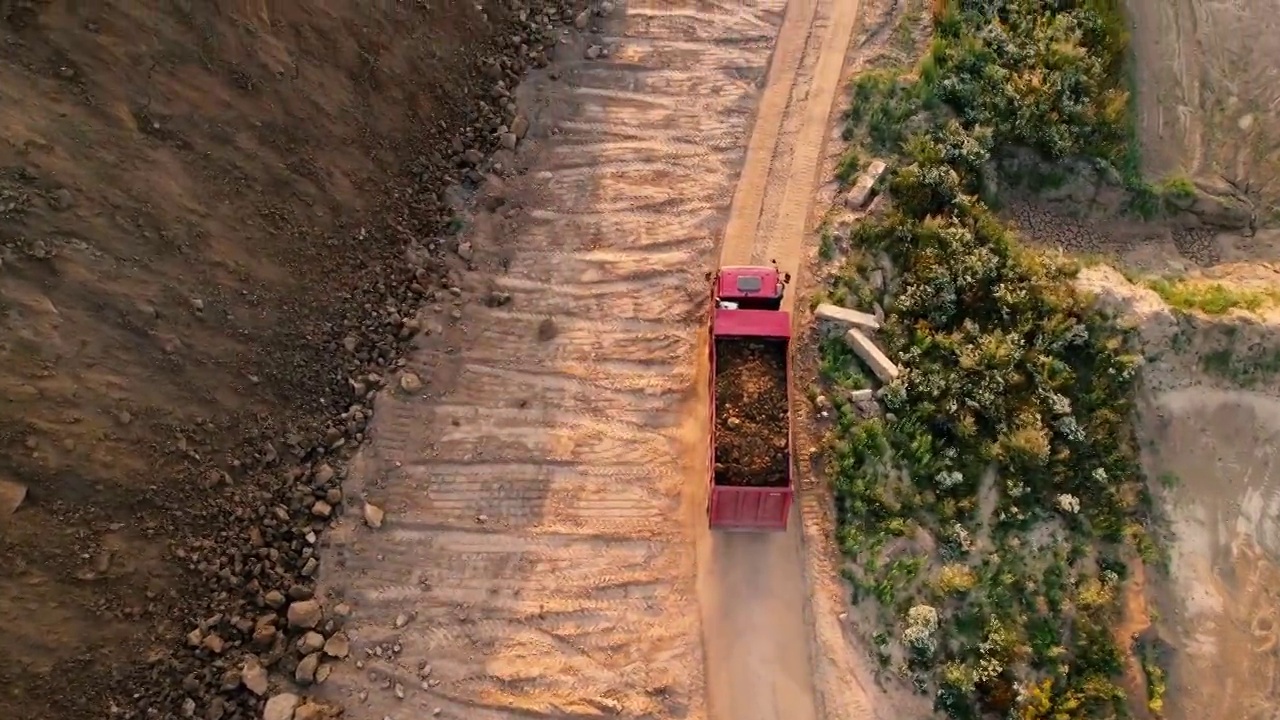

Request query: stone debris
[
  {"left": 323, "top": 631, "right": 350, "bottom": 658},
  {"left": 843, "top": 328, "right": 900, "bottom": 383},
  {"left": 814, "top": 303, "right": 881, "bottom": 332},
  {"left": 52, "top": 2, "right": 685, "bottom": 719},
  {"left": 363, "top": 500, "right": 385, "bottom": 528},
  {"left": 293, "top": 702, "right": 335, "bottom": 720},
  {"left": 398, "top": 371, "right": 424, "bottom": 394},
  {"left": 843, "top": 159, "right": 888, "bottom": 210},
  {"left": 241, "top": 656, "right": 269, "bottom": 696},
  {"left": 263, "top": 693, "right": 300, "bottom": 720},
  {"left": 298, "top": 631, "right": 325, "bottom": 655},
  {"left": 286, "top": 599, "right": 323, "bottom": 630},
  {"left": 295, "top": 652, "right": 321, "bottom": 684}
]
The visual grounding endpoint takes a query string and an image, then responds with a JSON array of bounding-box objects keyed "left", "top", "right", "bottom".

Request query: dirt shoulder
[{"left": 0, "top": 1, "right": 573, "bottom": 717}]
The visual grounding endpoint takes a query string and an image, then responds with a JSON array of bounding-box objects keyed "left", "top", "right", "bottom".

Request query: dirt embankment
[
  {"left": 1077, "top": 267, "right": 1280, "bottom": 720},
  {"left": 0, "top": 1, "right": 576, "bottom": 718},
  {"left": 1125, "top": 0, "right": 1280, "bottom": 222}
]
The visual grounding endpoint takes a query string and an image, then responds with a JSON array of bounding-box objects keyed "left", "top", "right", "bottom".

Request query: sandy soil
[
  {"left": 1143, "top": 389, "right": 1280, "bottom": 720},
  {"left": 1127, "top": 0, "right": 1280, "bottom": 219},
  {"left": 0, "top": 1, "right": 577, "bottom": 717},
  {"left": 309, "top": 0, "right": 785, "bottom": 717},
  {"left": 306, "top": 0, "right": 895, "bottom": 717}
]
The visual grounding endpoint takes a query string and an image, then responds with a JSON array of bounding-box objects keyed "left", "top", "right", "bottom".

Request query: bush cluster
[
  {"left": 927, "top": 0, "right": 1132, "bottom": 164},
  {"left": 818, "top": 0, "right": 1158, "bottom": 716}
]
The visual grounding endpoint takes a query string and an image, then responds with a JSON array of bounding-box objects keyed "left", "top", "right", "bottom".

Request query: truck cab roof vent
[{"left": 735, "top": 275, "right": 762, "bottom": 293}]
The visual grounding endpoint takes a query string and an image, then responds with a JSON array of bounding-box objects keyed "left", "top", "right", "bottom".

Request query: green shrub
[
  {"left": 820, "top": 75, "right": 1150, "bottom": 720},
  {"left": 925, "top": 0, "right": 1131, "bottom": 165}
]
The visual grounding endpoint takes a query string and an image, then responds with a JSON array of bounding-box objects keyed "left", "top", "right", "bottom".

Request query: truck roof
[
  {"left": 717, "top": 266, "right": 780, "bottom": 299},
  {"left": 712, "top": 307, "right": 792, "bottom": 338}
]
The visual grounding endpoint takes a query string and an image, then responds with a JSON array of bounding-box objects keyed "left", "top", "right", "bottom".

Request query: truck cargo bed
[
  {"left": 708, "top": 331, "right": 793, "bottom": 531},
  {"left": 712, "top": 337, "right": 789, "bottom": 488}
]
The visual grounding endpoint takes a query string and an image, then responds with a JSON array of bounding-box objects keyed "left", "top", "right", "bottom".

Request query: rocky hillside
[{"left": 0, "top": 0, "right": 584, "bottom": 717}]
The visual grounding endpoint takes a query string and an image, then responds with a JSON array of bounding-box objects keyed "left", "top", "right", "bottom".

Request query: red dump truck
[{"left": 705, "top": 263, "right": 795, "bottom": 531}]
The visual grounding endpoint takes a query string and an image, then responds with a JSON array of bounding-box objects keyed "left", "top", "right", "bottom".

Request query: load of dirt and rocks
[
  {"left": 0, "top": 0, "right": 589, "bottom": 718},
  {"left": 713, "top": 337, "right": 791, "bottom": 487}
]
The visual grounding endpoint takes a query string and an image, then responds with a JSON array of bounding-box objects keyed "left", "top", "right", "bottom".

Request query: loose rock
[
  {"left": 323, "top": 631, "right": 350, "bottom": 658},
  {"left": 298, "top": 631, "right": 325, "bottom": 654},
  {"left": 263, "top": 693, "right": 300, "bottom": 720},
  {"left": 0, "top": 478, "right": 28, "bottom": 515},
  {"left": 241, "top": 656, "right": 269, "bottom": 696},
  {"left": 286, "top": 599, "right": 323, "bottom": 629},
  {"left": 293, "top": 702, "right": 333, "bottom": 720},
  {"left": 398, "top": 372, "right": 424, "bottom": 394},
  {"left": 201, "top": 633, "right": 225, "bottom": 654},
  {"left": 295, "top": 652, "right": 321, "bottom": 684},
  {"left": 363, "top": 501, "right": 385, "bottom": 528}
]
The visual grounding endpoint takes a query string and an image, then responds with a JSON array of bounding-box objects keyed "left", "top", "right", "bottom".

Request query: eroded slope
[{"left": 0, "top": 1, "right": 574, "bottom": 716}]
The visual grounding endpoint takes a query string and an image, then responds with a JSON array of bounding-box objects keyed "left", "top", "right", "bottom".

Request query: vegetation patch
[
  {"left": 834, "top": 0, "right": 1198, "bottom": 217},
  {"left": 1144, "top": 277, "right": 1280, "bottom": 316},
  {"left": 817, "top": 0, "right": 1161, "bottom": 716},
  {"left": 1131, "top": 632, "right": 1170, "bottom": 718}
]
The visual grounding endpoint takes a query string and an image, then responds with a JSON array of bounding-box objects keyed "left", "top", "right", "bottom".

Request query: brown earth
[
  {"left": 302, "top": 0, "right": 889, "bottom": 716},
  {"left": 1127, "top": 0, "right": 1280, "bottom": 223},
  {"left": 713, "top": 338, "right": 790, "bottom": 487},
  {"left": 1069, "top": 14, "right": 1280, "bottom": 715},
  {"left": 1077, "top": 268, "right": 1280, "bottom": 720},
  {"left": 0, "top": 0, "right": 582, "bottom": 718}
]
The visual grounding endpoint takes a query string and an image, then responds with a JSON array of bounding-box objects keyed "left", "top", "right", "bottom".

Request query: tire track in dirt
[
  {"left": 719, "top": 0, "right": 820, "bottom": 266},
  {"left": 313, "top": 2, "right": 791, "bottom": 718}
]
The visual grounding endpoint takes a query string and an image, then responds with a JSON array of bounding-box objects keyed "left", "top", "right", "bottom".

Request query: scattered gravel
[{"left": 108, "top": 1, "right": 592, "bottom": 718}]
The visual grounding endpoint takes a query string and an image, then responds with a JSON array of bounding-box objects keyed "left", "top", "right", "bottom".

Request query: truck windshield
[{"left": 730, "top": 296, "right": 782, "bottom": 311}]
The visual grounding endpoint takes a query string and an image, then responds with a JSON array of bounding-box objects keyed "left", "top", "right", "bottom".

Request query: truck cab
[{"left": 712, "top": 264, "right": 789, "bottom": 311}]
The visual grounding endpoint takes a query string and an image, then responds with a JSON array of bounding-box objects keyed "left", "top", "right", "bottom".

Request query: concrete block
[
  {"left": 849, "top": 388, "right": 874, "bottom": 402},
  {"left": 843, "top": 328, "right": 899, "bottom": 383},
  {"left": 815, "top": 303, "right": 881, "bottom": 332},
  {"left": 843, "top": 160, "right": 888, "bottom": 210}
]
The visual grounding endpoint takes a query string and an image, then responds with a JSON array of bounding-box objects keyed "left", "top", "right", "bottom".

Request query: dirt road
[
  {"left": 697, "top": 0, "right": 874, "bottom": 716},
  {"left": 307, "top": 0, "right": 881, "bottom": 718}
]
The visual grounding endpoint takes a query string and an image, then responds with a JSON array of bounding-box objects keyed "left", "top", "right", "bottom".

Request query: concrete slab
[
  {"left": 815, "top": 303, "right": 881, "bottom": 332},
  {"left": 843, "top": 328, "right": 899, "bottom": 382}
]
